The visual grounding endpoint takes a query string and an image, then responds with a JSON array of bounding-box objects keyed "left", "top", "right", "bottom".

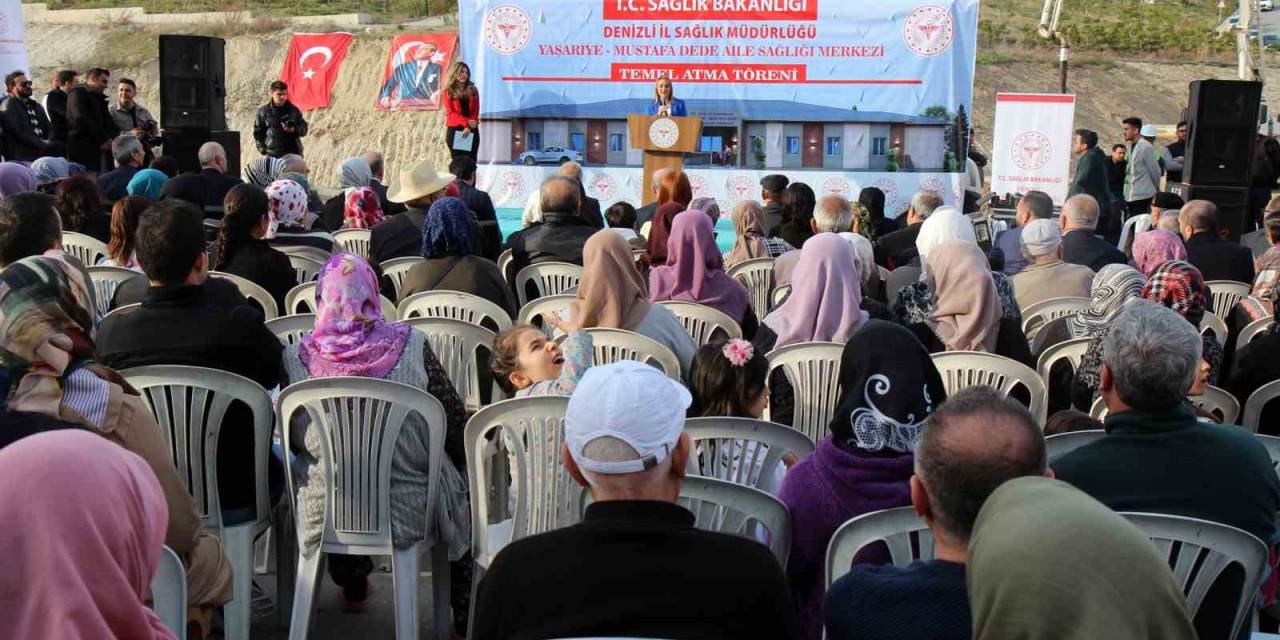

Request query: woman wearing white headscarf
[{"left": 321, "top": 157, "right": 375, "bottom": 230}]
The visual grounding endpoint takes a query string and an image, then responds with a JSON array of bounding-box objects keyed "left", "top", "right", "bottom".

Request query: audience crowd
[{"left": 3, "top": 69, "right": 1280, "bottom": 640}]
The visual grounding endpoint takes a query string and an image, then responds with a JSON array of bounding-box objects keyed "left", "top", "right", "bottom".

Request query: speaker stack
[
  {"left": 158, "top": 35, "right": 239, "bottom": 175},
  {"left": 1171, "top": 79, "right": 1263, "bottom": 241}
]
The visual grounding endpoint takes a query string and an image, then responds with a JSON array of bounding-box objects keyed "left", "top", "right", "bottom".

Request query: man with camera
[
  {"left": 253, "top": 80, "right": 307, "bottom": 159},
  {"left": 110, "top": 78, "right": 161, "bottom": 165},
  {"left": 0, "top": 70, "right": 58, "bottom": 162}
]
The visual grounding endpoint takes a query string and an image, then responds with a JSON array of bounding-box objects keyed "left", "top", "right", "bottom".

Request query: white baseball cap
[
  {"left": 564, "top": 360, "right": 692, "bottom": 475},
  {"left": 1140, "top": 124, "right": 1158, "bottom": 138}
]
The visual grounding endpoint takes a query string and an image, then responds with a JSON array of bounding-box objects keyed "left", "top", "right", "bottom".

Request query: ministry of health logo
[
  {"left": 483, "top": 5, "right": 532, "bottom": 55},
  {"left": 1012, "top": 131, "right": 1052, "bottom": 171},
  {"left": 903, "top": 5, "right": 954, "bottom": 57}
]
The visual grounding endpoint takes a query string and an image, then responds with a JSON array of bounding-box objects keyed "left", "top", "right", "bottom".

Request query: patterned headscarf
[
  {"left": 0, "top": 255, "right": 108, "bottom": 428},
  {"left": 1131, "top": 230, "right": 1187, "bottom": 277},
  {"left": 31, "top": 157, "right": 70, "bottom": 186},
  {"left": 125, "top": 169, "right": 168, "bottom": 200},
  {"left": 422, "top": 197, "right": 473, "bottom": 259},
  {"left": 0, "top": 162, "right": 37, "bottom": 198},
  {"left": 1238, "top": 250, "right": 1280, "bottom": 325},
  {"left": 688, "top": 197, "right": 721, "bottom": 224},
  {"left": 244, "top": 156, "right": 285, "bottom": 187},
  {"left": 299, "top": 254, "right": 412, "bottom": 379},
  {"left": 264, "top": 179, "right": 308, "bottom": 238},
  {"left": 1142, "top": 260, "right": 1210, "bottom": 327},
  {"left": 342, "top": 187, "right": 384, "bottom": 230},
  {"left": 1068, "top": 264, "right": 1146, "bottom": 339},
  {"left": 849, "top": 201, "right": 873, "bottom": 240},
  {"left": 829, "top": 320, "right": 947, "bottom": 453}
]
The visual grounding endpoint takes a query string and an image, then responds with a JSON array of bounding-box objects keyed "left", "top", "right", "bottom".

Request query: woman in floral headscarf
[
  {"left": 283, "top": 253, "right": 474, "bottom": 630},
  {"left": 264, "top": 179, "right": 335, "bottom": 253},
  {"left": 0, "top": 254, "right": 232, "bottom": 633},
  {"left": 341, "top": 186, "right": 385, "bottom": 230}
]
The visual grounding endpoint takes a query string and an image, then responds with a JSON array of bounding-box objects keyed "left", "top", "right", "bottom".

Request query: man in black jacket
[
  {"left": 1180, "top": 199, "right": 1255, "bottom": 283},
  {"left": 42, "top": 69, "right": 76, "bottom": 144},
  {"left": 506, "top": 176, "right": 599, "bottom": 277},
  {"left": 65, "top": 68, "right": 118, "bottom": 173},
  {"left": 361, "top": 150, "right": 407, "bottom": 216},
  {"left": 370, "top": 160, "right": 456, "bottom": 263},
  {"left": 450, "top": 155, "right": 501, "bottom": 260},
  {"left": 877, "top": 190, "right": 942, "bottom": 267},
  {"left": 252, "top": 80, "right": 307, "bottom": 159},
  {"left": 96, "top": 199, "right": 282, "bottom": 515},
  {"left": 1059, "top": 194, "right": 1126, "bottom": 272},
  {"left": 0, "top": 70, "right": 54, "bottom": 161},
  {"left": 472, "top": 361, "right": 797, "bottom": 640},
  {"left": 160, "top": 141, "right": 243, "bottom": 218},
  {"left": 558, "top": 160, "right": 605, "bottom": 229},
  {"left": 1067, "top": 128, "right": 1113, "bottom": 227}
]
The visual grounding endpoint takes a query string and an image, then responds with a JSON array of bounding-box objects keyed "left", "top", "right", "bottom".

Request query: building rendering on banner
[{"left": 478, "top": 99, "right": 952, "bottom": 171}]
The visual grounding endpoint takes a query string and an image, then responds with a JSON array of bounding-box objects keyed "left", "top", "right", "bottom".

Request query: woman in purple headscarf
[
  {"left": 1131, "top": 229, "right": 1188, "bottom": 277},
  {"left": 648, "top": 210, "right": 756, "bottom": 338},
  {"left": 752, "top": 234, "right": 870, "bottom": 427},
  {"left": 282, "top": 253, "right": 474, "bottom": 631},
  {"left": 0, "top": 162, "right": 38, "bottom": 198}
]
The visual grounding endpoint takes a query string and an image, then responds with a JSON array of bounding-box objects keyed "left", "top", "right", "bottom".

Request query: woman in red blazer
[{"left": 443, "top": 61, "right": 480, "bottom": 160}]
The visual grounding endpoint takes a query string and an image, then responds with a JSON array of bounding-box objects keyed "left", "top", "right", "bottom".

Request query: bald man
[
  {"left": 826, "top": 387, "right": 1050, "bottom": 640},
  {"left": 505, "top": 175, "right": 599, "bottom": 283},
  {"left": 559, "top": 161, "right": 605, "bottom": 229},
  {"left": 635, "top": 167, "right": 673, "bottom": 227},
  {"left": 1059, "top": 194, "right": 1126, "bottom": 271},
  {"left": 1180, "top": 199, "right": 1255, "bottom": 283},
  {"left": 159, "top": 141, "right": 244, "bottom": 218}
]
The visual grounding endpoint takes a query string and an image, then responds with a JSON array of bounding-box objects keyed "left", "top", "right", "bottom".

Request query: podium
[{"left": 627, "top": 114, "right": 703, "bottom": 206}]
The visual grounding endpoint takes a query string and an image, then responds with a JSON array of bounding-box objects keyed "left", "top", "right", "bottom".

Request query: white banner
[
  {"left": 991, "top": 93, "right": 1076, "bottom": 204},
  {"left": 0, "top": 0, "right": 28, "bottom": 75}
]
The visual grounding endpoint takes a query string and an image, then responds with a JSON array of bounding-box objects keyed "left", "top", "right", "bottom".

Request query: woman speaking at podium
[{"left": 646, "top": 75, "right": 687, "bottom": 117}]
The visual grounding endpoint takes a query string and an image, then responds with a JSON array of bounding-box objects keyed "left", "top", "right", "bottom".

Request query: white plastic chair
[
  {"left": 279, "top": 377, "right": 451, "bottom": 640},
  {"left": 765, "top": 342, "right": 845, "bottom": 444},
  {"left": 275, "top": 244, "right": 332, "bottom": 265},
  {"left": 931, "top": 351, "right": 1048, "bottom": 425},
  {"left": 516, "top": 294, "right": 577, "bottom": 337},
  {"left": 771, "top": 283, "right": 792, "bottom": 309},
  {"left": 1020, "top": 296, "right": 1089, "bottom": 344},
  {"left": 825, "top": 507, "right": 931, "bottom": 589},
  {"left": 1122, "top": 512, "right": 1270, "bottom": 640},
  {"left": 286, "top": 254, "right": 324, "bottom": 285},
  {"left": 1092, "top": 385, "right": 1240, "bottom": 425},
  {"left": 514, "top": 261, "right": 583, "bottom": 307},
  {"left": 381, "top": 256, "right": 424, "bottom": 300},
  {"left": 1237, "top": 316, "right": 1273, "bottom": 352},
  {"left": 1036, "top": 337, "right": 1090, "bottom": 409},
  {"left": 1117, "top": 213, "right": 1151, "bottom": 251},
  {"left": 677, "top": 476, "right": 792, "bottom": 566},
  {"left": 151, "top": 545, "right": 187, "bottom": 640},
  {"left": 684, "top": 416, "right": 815, "bottom": 491},
  {"left": 583, "top": 328, "right": 682, "bottom": 380},
  {"left": 497, "top": 249, "right": 514, "bottom": 283},
  {"left": 62, "top": 231, "right": 108, "bottom": 266},
  {"left": 1206, "top": 280, "right": 1252, "bottom": 320},
  {"left": 265, "top": 313, "right": 316, "bottom": 347},
  {"left": 1200, "top": 311, "right": 1230, "bottom": 341},
  {"left": 1244, "top": 379, "right": 1280, "bottom": 433},
  {"left": 658, "top": 300, "right": 743, "bottom": 343},
  {"left": 1044, "top": 429, "right": 1106, "bottom": 461},
  {"left": 399, "top": 290, "right": 513, "bottom": 332},
  {"left": 86, "top": 265, "right": 138, "bottom": 318},
  {"left": 120, "top": 365, "right": 278, "bottom": 640},
  {"left": 209, "top": 271, "right": 279, "bottom": 320},
  {"left": 404, "top": 317, "right": 502, "bottom": 413},
  {"left": 284, "top": 281, "right": 396, "bottom": 318},
  {"left": 332, "top": 228, "right": 372, "bottom": 258},
  {"left": 727, "top": 257, "right": 775, "bottom": 318}
]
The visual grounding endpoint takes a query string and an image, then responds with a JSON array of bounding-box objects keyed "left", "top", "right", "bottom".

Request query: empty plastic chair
[
  {"left": 583, "top": 328, "right": 682, "bottom": 379},
  {"left": 265, "top": 313, "right": 316, "bottom": 347},
  {"left": 381, "top": 256, "right": 424, "bottom": 300},
  {"left": 1205, "top": 280, "right": 1251, "bottom": 320},
  {"left": 931, "top": 351, "right": 1047, "bottom": 425},
  {"left": 286, "top": 254, "right": 324, "bottom": 285},
  {"left": 332, "top": 228, "right": 372, "bottom": 259},
  {"left": 684, "top": 416, "right": 814, "bottom": 491},
  {"left": 404, "top": 316, "right": 502, "bottom": 413}
]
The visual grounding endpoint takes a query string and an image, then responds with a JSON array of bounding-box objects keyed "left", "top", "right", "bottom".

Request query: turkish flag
[{"left": 279, "top": 33, "right": 353, "bottom": 111}]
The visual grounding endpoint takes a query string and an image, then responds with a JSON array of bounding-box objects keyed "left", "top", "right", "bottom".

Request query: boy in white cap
[{"left": 471, "top": 361, "right": 797, "bottom": 640}]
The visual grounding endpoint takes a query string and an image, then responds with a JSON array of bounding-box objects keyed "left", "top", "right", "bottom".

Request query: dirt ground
[{"left": 23, "top": 22, "right": 1279, "bottom": 190}]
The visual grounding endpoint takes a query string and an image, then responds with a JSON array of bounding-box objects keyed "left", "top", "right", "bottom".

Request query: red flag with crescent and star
[{"left": 279, "top": 32, "right": 354, "bottom": 111}]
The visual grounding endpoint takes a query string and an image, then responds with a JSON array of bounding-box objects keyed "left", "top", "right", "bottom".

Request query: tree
[{"left": 885, "top": 148, "right": 899, "bottom": 172}]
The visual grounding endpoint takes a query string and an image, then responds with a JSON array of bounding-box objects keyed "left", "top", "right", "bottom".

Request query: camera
[{"left": 282, "top": 114, "right": 298, "bottom": 129}]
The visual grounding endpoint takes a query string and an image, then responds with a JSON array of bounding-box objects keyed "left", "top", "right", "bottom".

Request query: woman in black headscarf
[
  {"left": 775, "top": 182, "right": 816, "bottom": 249},
  {"left": 778, "top": 320, "right": 947, "bottom": 639}
]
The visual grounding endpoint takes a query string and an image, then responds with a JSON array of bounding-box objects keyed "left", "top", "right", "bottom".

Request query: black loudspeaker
[
  {"left": 1170, "top": 183, "right": 1249, "bottom": 241},
  {"left": 159, "top": 35, "right": 226, "bottom": 131},
  {"left": 164, "top": 129, "right": 240, "bottom": 176},
  {"left": 1183, "top": 80, "right": 1262, "bottom": 186}
]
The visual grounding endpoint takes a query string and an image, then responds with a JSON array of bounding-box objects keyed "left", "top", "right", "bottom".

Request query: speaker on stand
[
  {"left": 158, "top": 35, "right": 239, "bottom": 175},
  {"left": 1178, "top": 79, "right": 1263, "bottom": 240}
]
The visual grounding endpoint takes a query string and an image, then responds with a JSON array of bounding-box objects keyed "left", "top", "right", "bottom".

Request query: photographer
[
  {"left": 110, "top": 78, "right": 161, "bottom": 165},
  {"left": 253, "top": 80, "right": 307, "bottom": 159},
  {"left": 0, "top": 70, "right": 57, "bottom": 162}
]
